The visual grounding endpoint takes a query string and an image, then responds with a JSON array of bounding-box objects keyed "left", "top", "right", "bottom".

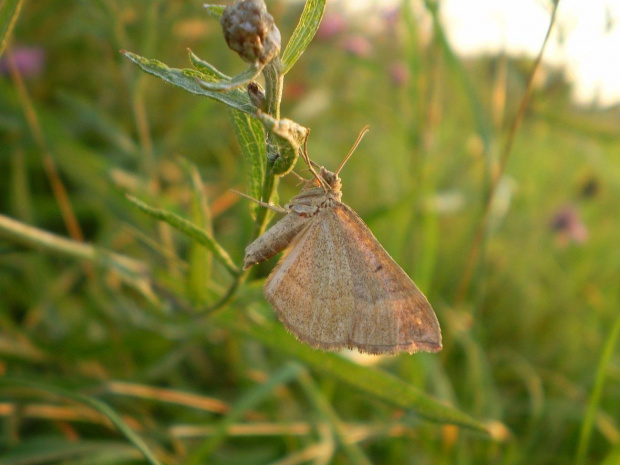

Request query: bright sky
[{"left": 344, "top": 0, "right": 620, "bottom": 106}]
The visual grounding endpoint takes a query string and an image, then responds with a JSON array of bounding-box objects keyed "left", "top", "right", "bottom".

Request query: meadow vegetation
[{"left": 1, "top": 1, "right": 619, "bottom": 464}]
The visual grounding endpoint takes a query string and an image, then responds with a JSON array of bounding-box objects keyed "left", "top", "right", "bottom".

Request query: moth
[{"left": 242, "top": 129, "right": 442, "bottom": 355}]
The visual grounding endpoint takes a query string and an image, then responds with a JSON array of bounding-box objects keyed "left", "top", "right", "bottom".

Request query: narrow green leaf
[
  {"left": 0, "top": 0, "right": 23, "bottom": 57},
  {"left": 229, "top": 109, "right": 266, "bottom": 219},
  {"left": 186, "top": 363, "right": 303, "bottom": 464},
  {"left": 126, "top": 195, "right": 240, "bottom": 276},
  {"left": 575, "top": 315, "right": 620, "bottom": 465},
  {"left": 281, "top": 0, "right": 327, "bottom": 74},
  {"left": 214, "top": 311, "right": 491, "bottom": 433},
  {"left": 121, "top": 51, "right": 255, "bottom": 116},
  {"left": 197, "top": 62, "right": 262, "bottom": 91},
  {"left": 188, "top": 48, "right": 230, "bottom": 79},
  {"left": 203, "top": 4, "right": 225, "bottom": 19},
  {"left": 179, "top": 159, "right": 213, "bottom": 306},
  {"left": 0, "top": 379, "right": 163, "bottom": 465}
]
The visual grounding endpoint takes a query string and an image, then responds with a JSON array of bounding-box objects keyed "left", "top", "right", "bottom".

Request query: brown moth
[{"left": 243, "top": 130, "right": 442, "bottom": 355}]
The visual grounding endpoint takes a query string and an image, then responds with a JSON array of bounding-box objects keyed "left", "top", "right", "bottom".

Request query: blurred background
[{"left": 1, "top": 0, "right": 619, "bottom": 464}]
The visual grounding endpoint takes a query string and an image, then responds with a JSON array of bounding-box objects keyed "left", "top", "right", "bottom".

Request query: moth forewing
[{"left": 264, "top": 201, "right": 442, "bottom": 355}]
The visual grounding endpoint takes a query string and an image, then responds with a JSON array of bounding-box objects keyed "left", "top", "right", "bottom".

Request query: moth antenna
[
  {"left": 335, "top": 125, "right": 370, "bottom": 175},
  {"left": 300, "top": 132, "right": 329, "bottom": 191},
  {"left": 230, "top": 190, "right": 287, "bottom": 214}
]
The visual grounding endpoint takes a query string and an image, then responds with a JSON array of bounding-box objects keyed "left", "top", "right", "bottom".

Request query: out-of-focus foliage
[{"left": 1, "top": 1, "right": 620, "bottom": 464}]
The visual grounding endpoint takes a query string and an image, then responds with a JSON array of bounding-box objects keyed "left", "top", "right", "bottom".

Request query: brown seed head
[{"left": 221, "top": 0, "right": 281, "bottom": 65}]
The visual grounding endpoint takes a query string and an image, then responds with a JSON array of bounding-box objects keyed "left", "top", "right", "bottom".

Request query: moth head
[{"left": 318, "top": 167, "right": 342, "bottom": 191}]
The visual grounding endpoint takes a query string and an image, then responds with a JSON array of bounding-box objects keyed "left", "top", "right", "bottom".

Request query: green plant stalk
[
  {"left": 454, "top": 0, "right": 561, "bottom": 304},
  {"left": 575, "top": 314, "right": 620, "bottom": 465},
  {"left": 253, "top": 58, "right": 285, "bottom": 238},
  {"left": 0, "top": 0, "right": 23, "bottom": 57}
]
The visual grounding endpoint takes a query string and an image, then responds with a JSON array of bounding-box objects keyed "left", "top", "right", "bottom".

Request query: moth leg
[{"left": 230, "top": 190, "right": 287, "bottom": 214}]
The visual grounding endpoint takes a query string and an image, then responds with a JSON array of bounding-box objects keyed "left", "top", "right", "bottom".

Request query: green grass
[{"left": 1, "top": 1, "right": 619, "bottom": 464}]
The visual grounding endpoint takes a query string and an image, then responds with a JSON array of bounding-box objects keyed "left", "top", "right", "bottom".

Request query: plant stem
[
  {"left": 455, "top": 0, "right": 561, "bottom": 305},
  {"left": 253, "top": 57, "right": 285, "bottom": 238}
]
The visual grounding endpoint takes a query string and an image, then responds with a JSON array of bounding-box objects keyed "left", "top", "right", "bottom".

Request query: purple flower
[
  {"left": 0, "top": 46, "right": 45, "bottom": 77},
  {"left": 550, "top": 205, "right": 588, "bottom": 246},
  {"left": 389, "top": 62, "right": 410, "bottom": 86},
  {"left": 340, "top": 35, "right": 373, "bottom": 58},
  {"left": 316, "top": 14, "right": 346, "bottom": 40}
]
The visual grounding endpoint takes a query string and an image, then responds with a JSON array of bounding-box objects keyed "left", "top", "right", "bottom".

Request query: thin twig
[{"left": 455, "top": 0, "right": 561, "bottom": 304}]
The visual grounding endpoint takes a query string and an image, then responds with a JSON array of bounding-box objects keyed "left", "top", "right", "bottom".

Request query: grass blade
[
  {"left": 180, "top": 159, "right": 213, "bottom": 306},
  {"left": 575, "top": 315, "right": 620, "bottom": 465},
  {"left": 126, "top": 195, "right": 240, "bottom": 276},
  {"left": 214, "top": 311, "right": 491, "bottom": 433},
  {"left": 186, "top": 363, "right": 304, "bottom": 464},
  {"left": 298, "top": 372, "right": 373, "bottom": 465},
  {"left": 281, "top": 0, "right": 326, "bottom": 74},
  {"left": 0, "top": 213, "right": 155, "bottom": 302},
  {"left": 0, "top": 378, "right": 163, "bottom": 465},
  {"left": 0, "top": 0, "right": 23, "bottom": 57},
  {"left": 0, "top": 439, "right": 141, "bottom": 465}
]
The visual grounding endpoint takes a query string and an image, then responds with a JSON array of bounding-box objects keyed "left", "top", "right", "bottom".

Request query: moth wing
[
  {"left": 264, "top": 209, "right": 357, "bottom": 351},
  {"left": 333, "top": 203, "right": 442, "bottom": 354},
  {"left": 265, "top": 204, "right": 441, "bottom": 355}
]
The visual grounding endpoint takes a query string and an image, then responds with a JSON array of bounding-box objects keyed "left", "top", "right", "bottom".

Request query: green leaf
[
  {"left": 188, "top": 48, "right": 230, "bottom": 79},
  {"left": 281, "top": 0, "right": 327, "bottom": 74},
  {"left": 229, "top": 109, "right": 266, "bottom": 219},
  {"left": 186, "top": 363, "right": 303, "bottom": 464},
  {"left": 122, "top": 50, "right": 255, "bottom": 116},
  {"left": 0, "top": 0, "right": 23, "bottom": 58},
  {"left": 197, "top": 62, "right": 263, "bottom": 91},
  {"left": 179, "top": 158, "right": 213, "bottom": 306},
  {"left": 257, "top": 111, "right": 308, "bottom": 176},
  {"left": 203, "top": 4, "right": 225, "bottom": 19},
  {"left": 126, "top": 195, "right": 240, "bottom": 276},
  {"left": 214, "top": 311, "right": 491, "bottom": 433},
  {"left": 0, "top": 378, "right": 163, "bottom": 465}
]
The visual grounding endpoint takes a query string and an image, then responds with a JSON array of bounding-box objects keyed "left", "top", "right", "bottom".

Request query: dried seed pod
[{"left": 221, "top": 0, "right": 281, "bottom": 65}]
